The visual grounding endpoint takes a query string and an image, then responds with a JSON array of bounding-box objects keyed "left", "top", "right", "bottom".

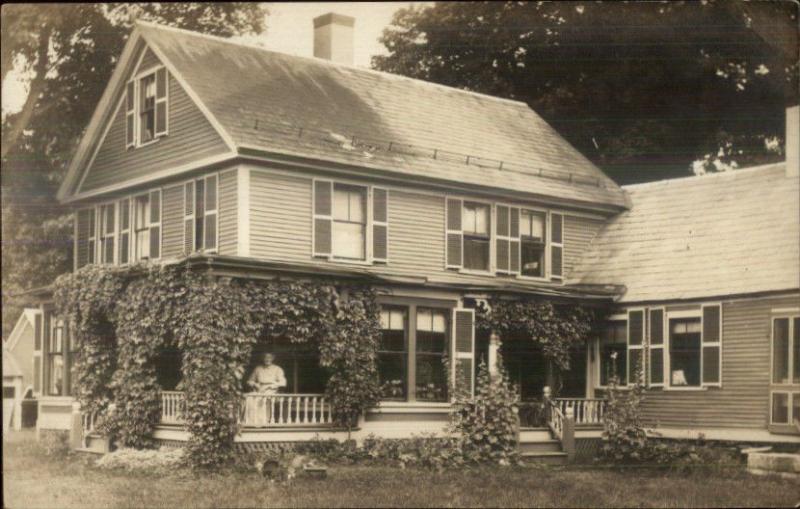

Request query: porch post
[
  {"left": 585, "top": 339, "right": 595, "bottom": 399},
  {"left": 69, "top": 401, "right": 83, "bottom": 450},
  {"left": 488, "top": 330, "right": 501, "bottom": 378}
]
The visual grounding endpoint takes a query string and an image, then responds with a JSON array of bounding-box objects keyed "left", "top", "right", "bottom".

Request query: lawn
[{"left": 3, "top": 431, "right": 798, "bottom": 508}]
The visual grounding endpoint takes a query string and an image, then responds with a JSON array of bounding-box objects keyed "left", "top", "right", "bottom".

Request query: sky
[{"left": 1, "top": 2, "right": 417, "bottom": 116}]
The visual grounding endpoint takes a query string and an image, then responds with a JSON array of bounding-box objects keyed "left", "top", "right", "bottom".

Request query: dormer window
[
  {"left": 462, "top": 202, "right": 490, "bottom": 271},
  {"left": 126, "top": 66, "right": 168, "bottom": 148},
  {"left": 520, "top": 210, "right": 546, "bottom": 278}
]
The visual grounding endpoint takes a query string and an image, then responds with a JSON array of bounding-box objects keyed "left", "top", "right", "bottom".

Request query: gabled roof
[
  {"left": 568, "top": 163, "right": 800, "bottom": 303},
  {"left": 60, "top": 22, "right": 626, "bottom": 210},
  {"left": 4, "top": 308, "right": 37, "bottom": 351}
]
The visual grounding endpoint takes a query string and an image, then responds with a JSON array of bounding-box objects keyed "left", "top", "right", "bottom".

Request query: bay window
[
  {"left": 462, "top": 202, "right": 490, "bottom": 271},
  {"left": 184, "top": 175, "right": 218, "bottom": 253},
  {"left": 520, "top": 210, "right": 546, "bottom": 277},
  {"left": 332, "top": 184, "right": 366, "bottom": 260}
]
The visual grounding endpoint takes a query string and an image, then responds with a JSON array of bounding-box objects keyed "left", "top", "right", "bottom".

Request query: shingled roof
[
  {"left": 124, "top": 22, "right": 624, "bottom": 209},
  {"left": 568, "top": 164, "right": 800, "bottom": 303}
]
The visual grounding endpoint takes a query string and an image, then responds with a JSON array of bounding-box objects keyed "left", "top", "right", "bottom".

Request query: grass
[{"left": 3, "top": 430, "right": 798, "bottom": 508}]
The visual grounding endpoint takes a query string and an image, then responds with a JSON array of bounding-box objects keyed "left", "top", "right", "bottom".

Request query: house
[
  {"left": 23, "top": 15, "right": 799, "bottom": 457},
  {"left": 3, "top": 309, "right": 40, "bottom": 432}
]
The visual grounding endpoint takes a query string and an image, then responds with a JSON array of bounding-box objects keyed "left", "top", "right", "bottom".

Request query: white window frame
[
  {"left": 595, "top": 313, "right": 628, "bottom": 389},
  {"left": 459, "top": 199, "right": 494, "bottom": 275},
  {"left": 127, "top": 64, "right": 168, "bottom": 149},
  {"left": 664, "top": 310, "right": 704, "bottom": 390},
  {"left": 516, "top": 206, "right": 550, "bottom": 281},
  {"left": 331, "top": 182, "right": 369, "bottom": 262},
  {"left": 769, "top": 315, "right": 799, "bottom": 425},
  {"left": 132, "top": 193, "right": 151, "bottom": 262},
  {"left": 184, "top": 175, "right": 219, "bottom": 254}
]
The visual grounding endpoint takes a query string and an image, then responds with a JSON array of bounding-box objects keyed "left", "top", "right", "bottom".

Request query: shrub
[
  {"left": 95, "top": 447, "right": 185, "bottom": 473},
  {"left": 599, "top": 359, "right": 648, "bottom": 463},
  {"left": 451, "top": 360, "right": 520, "bottom": 466}
]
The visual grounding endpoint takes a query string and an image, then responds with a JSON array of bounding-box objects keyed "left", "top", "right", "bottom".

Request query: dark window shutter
[
  {"left": 156, "top": 68, "right": 167, "bottom": 98},
  {"left": 149, "top": 190, "right": 161, "bottom": 259},
  {"left": 204, "top": 215, "right": 216, "bottom": 250},
  {"left": 454, "top": 309, "right": 475, "bottom": 396},
  {"left": 550, "top": 213, "right": 564, "bottom": 278},
  {"left": 75, "top": 209, "right": 91, "bottom": 269},
  {"left": 702, "top": 304, "right": 722, "bottom": 385},
  {"left": 496, "top": 239, "right": 509, "bottom": 272},
  {"left": 155, "top": 68, "right": 168, "bottom": 136},
  {"left": 313, "top": 180, "right": 333, "bottom": 257},
  {"left": 372, "top": 188, "right": 388, "bottom": 262},
  {"left": 649, "top": 309, "right": 663, "bottom": 345},
  {"left": 155, "top": 102, "right": 167, "bottom": 135},
  {"left": 650, "top": 349, "right": 664, "bottom": 385},
  {"left": 184, "top": 182, "right": 194, "bottom": 254},
  {"left": 496, "top": 205, "right": 510, "bottom": 273},
  {"left": 509, "top": 207, "right": 520, "bottom": 273},
  {"left": 125, "top": 81, "right": 135, "bottom": 147},
  {"left": 205, "top": 175, "right": 217, "bottom": 212},
  {"left": 446, "top": 198, "right": 463, "bottom": 269},
  {"left": 628, "top": 310, "right": 644, "bottom": 346},
  {"left": 496, "top": 206, "right": 509, "bottom": 236}
]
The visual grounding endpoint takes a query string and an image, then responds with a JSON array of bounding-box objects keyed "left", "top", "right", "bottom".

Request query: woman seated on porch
[{"left": 245, "top": 353, "right": 287, "bottom": 426}]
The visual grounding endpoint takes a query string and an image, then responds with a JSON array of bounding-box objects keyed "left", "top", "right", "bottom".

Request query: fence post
[
  {"left": 563, "top": 406, "right": 576, "bottom": 463},
  {"left": 69, "top": 401, "right": 83, "bottom": 450}
]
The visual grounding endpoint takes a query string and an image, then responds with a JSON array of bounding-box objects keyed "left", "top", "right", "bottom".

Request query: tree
[
  {"left": 1, "top": 4, "right": 267, "bottom": 337},
  {"left": 373, "top": 1, "right": 797, "bottom": 183}
]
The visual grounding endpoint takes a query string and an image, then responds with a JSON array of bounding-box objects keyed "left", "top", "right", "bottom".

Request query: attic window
[{"left": 126, "top": 67, "right": 168, "bottom": 148}]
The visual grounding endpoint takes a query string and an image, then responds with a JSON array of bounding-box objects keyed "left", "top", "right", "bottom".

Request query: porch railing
[
  {"left": 81, "top": 410, "right": 98, "bottom": 435},
  {"left": 161, "top": 391, "right": 185, "bottom": 425},
  {"left": 159, "top": 392, "right": 333, "bottom": 427},
  {"left": 554, "top": 398, "right": 607, "bottom": 426}
]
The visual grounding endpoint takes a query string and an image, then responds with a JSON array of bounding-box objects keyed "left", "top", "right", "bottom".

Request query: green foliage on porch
[
  {"left": 54, "top": 263, "right": 381, "bottom": 468},
  {"left": 475, "top": 297, "right": 601, "bottom": 370}
]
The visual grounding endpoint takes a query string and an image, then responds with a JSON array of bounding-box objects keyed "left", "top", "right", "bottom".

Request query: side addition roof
[
  {"left": 567, "top": 164, "right": 800, "bottom": 303},
  {"left": 60, "top": 22, "right": 626, "bottom": 210}
]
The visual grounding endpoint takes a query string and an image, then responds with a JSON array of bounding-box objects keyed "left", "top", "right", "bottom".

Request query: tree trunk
[{"left": 1, "top": 26, "right": 52, "bottom": 159}]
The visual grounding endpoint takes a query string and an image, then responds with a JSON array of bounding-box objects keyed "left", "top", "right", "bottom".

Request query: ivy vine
[
  {"left": 475, "top": 297, "right": 602, "bottom": 370},
  {"left": 53, "top": 263, "right": 381, "bottom": 468}
]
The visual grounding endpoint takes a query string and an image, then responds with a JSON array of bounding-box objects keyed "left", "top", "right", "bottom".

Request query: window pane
[
  {"left": 349, "top": 190, "right": 364, "bottom": 223},
  {"left": 463, "top": 237, "right": 489, "bottom": 270},
  {"left": 416, "top": 354, "right": 448, "bottom": 401},
  {"left": 521, "top": 211, "right": 545, "bottom": 240},
  {"left": 669, "top": 319, "right": 701, "bottom": 387},
  {"left": 628, "top": 349, "right": 643, "bottom": 384},
  {"left": 50, "top": 355, "right": 63, "bottom": 395},
  {"left": 332, "top": 222, "right": 365, "bottom": 259},
  {"left": 333, "top": 187, "right": 350, "bottom": 221},
  {"left": 474, "top": 205, "right": 488, "bottom": 235},
  {"left": 773, "top": 318, "right": 790, "bottom": 384},
  {"left": 379, "top": 353, "right": 407, "bottom": 400},
  {"left": 520, "top": 212, "right": 531, "bottom": 237},
  {"left": 521, "top": 240, "right": 545, "bottom": 277},
  {"left": 772, "top": 392, "right": 789, "bottom": 424}
]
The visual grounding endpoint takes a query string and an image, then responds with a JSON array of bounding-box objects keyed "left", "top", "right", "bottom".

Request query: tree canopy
[
  {"left": 373, "top": 1, "right": 797, "bottom": 183},
  {"left": 1, "top": 3, "right": 266, "bottom": 336}
]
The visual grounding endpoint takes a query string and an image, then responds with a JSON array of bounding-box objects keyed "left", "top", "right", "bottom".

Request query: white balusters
[
  {"left": 161, "top": 391, "right": 185, "bottom": 425},
  {"left": 553, "top": 398, "right": 607, "bottom": 426}
]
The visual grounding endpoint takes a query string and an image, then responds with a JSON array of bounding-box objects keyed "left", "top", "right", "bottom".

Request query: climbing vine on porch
[
  {"left": 474, "top": 297, "right": 601, "bottom": 370},
  {"left": 53, "top": 263, "right": 381, "bottom": 469}
]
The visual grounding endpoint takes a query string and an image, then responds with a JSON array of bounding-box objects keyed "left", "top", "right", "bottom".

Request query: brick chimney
[
  {"left": 786, "top": 105, "right": 799, "bottom": 177},
  {"left": 313, "top": 13, "right": 355, "bottom": 66}
]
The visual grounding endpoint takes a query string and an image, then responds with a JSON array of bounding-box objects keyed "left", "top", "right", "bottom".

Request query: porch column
[{"left": 488, "top": 330, "right": 501, "bottom": 378}]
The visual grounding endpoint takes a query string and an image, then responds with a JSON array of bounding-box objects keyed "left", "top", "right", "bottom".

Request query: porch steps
[{"left": 518, "top": 427, "right": 568, "bottom": 465}]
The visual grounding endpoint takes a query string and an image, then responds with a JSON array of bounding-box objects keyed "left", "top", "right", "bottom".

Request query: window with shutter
[
  {"left": 462, "top": 202, "right": 491, "bottom": 271},
  {"left": 202, "top": 175, "right": 217, "bottom": 251},
  {"left": 520, "top": 209, "right": 547, "bottom": 278},
  {"left": 127, "top": 67, "right": 169, "bottom": 148},
  {"left": 453, "top": 308, "right": 475, "bottom": 397},
  {"left": 372, "top": 187, "right": 388, "bottom": 263},
  {"left": 332, "top": 183, "right": 367, "bottom": 260},
  {"left": 313, "top": 179, "right": 333, "bottom": 257},
  {"left": 99, "top": 203, "right": 116, "bottom": 265},
  {"left": 701, "top": 304, "right": 722, "bottom": 386},
  {"left": 550, "top": 213, "right": 564, "bottom": 279},
  {"left": 444, "top": 198, "right": 463, "bottom": 269},
  {"left": 649, "top": 308, "right": 665, "bottom": 387},
  {"left": 118, "top": 198, "right": 130, "bottom": 264},
  {"left": 627, "top": 309, "right": 645, "bottom": 385}
]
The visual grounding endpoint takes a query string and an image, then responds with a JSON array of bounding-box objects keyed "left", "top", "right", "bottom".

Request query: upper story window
[
  {"left": 313, "top": 180, "right": 388, "bottom": 264},
  {"left": 126, "top": 67, "right": 168, "bottom": 148},
  {"left": 332, "top": 184, "right": 367, "bottom": 260},
  {"left": 520, "top": 210, "right": 546, "bottom": 278},
  {"left": 462, "top": 202, "right": 490, "bottom": 271}
]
